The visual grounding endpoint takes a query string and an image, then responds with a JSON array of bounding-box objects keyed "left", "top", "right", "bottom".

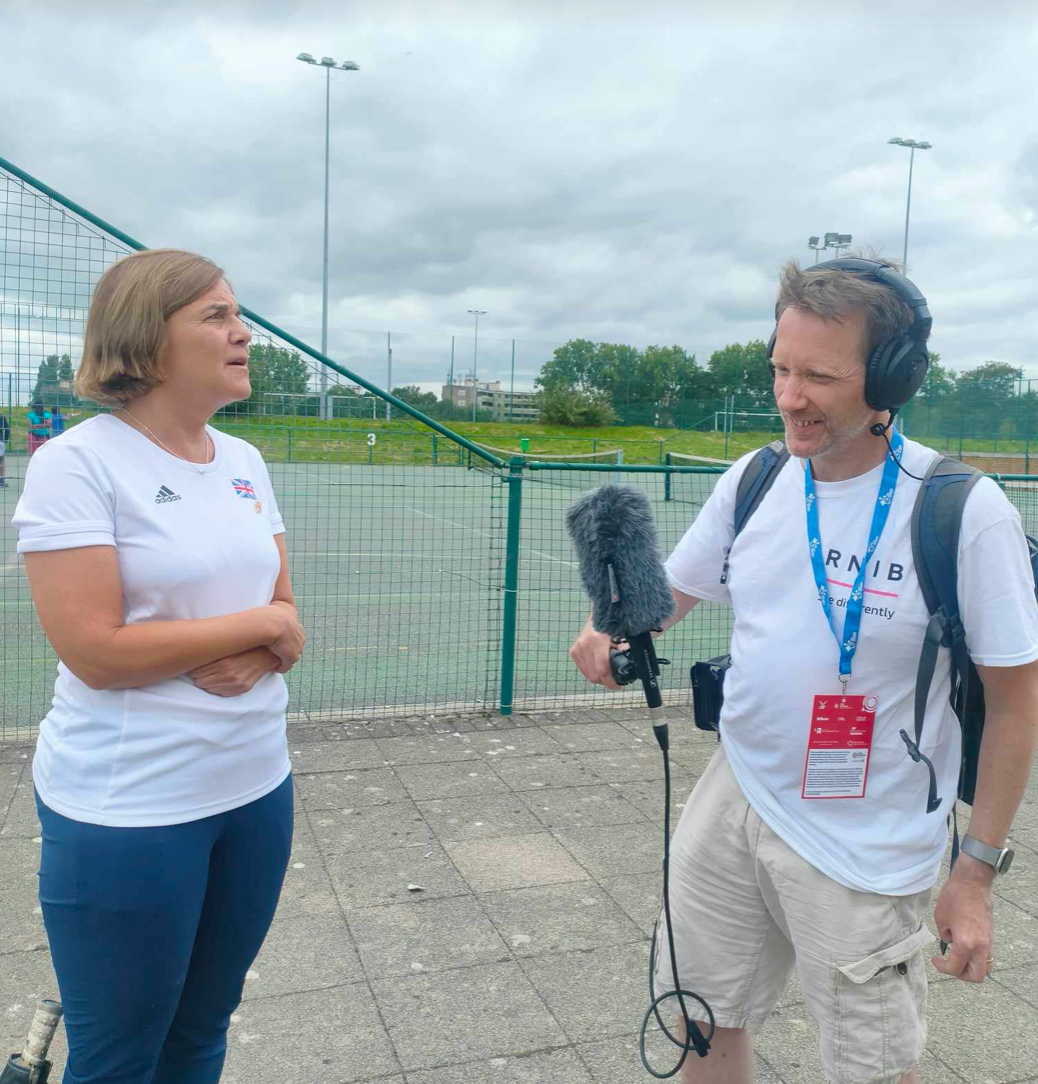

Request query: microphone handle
[{"left": 626, "top": 631, "right": 667, "bottom": 736}]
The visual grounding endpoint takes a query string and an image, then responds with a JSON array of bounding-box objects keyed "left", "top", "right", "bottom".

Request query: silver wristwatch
[{"left": 961, "top": 833, "right": 1014, "bottom": 874}]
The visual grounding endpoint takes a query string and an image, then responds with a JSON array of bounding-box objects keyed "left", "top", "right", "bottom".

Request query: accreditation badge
[{"left": 801, "top": 693, "right": 877, "bottom": 800}]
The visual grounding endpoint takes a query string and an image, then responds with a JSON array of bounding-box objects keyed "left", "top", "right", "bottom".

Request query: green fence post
[
  {"left": 498, "top": 456, "right": 524, "bottom": 716},
  {"left": 287, "top": 430, "right": 292, "bottom": 463},
  {"left": 664, "top": 453, "right": 672, "bottom": 501},
  {"left": 432, "top": 434, "right": 438, "bottom": 465}
]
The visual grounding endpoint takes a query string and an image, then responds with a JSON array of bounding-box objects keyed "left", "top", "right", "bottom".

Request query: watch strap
[{"left": 961, "top": 833, "right": 1008, "bottom": 871}]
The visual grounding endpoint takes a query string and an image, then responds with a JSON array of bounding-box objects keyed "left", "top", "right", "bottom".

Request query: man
[
  {"left": 0, "top": 409, "right": 8, "bottom": 487},
  {"left": 49, "top": 404, "right": 66, "bottom": 436},
  {"left": 570, "top": 258, "right": 1038, "bottom": 1084}
]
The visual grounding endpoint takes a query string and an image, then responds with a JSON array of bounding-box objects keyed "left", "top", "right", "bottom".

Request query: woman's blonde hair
[{"left": 74, "top": 249, "right": 225, "bottom": 406}]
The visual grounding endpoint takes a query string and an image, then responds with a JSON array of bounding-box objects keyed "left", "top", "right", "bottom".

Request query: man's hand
[
  {"left": 930, "top": 857, "right": 995, "bottom": 983},
  {"left": 190, "top": 647, "right": 280, "bottom": 697},
  {"left": 569, "top": 616, "right": 622, "bottom": 691}
]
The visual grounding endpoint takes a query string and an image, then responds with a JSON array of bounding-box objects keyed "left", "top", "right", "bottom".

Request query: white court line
[{"left": 410, "top": 508, "right": 577, "bottom": 569}]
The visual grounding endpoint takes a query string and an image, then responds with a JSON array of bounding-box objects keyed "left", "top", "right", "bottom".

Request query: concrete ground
[{"left": 2, "top": 706, "right": 1037, "bottom": 1083}]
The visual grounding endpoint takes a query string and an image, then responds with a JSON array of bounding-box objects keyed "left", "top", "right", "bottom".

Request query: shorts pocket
[
  {"left": 830, "top": 926, "right": 933, "bottom": 1082},
  {"left": 836, "top": 926, "right": 935, "bottom": 984}
]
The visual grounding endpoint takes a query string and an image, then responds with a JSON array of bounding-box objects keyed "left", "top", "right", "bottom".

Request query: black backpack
[{"left": 691, "top": 440, "right": 1038, "bottom": 831}]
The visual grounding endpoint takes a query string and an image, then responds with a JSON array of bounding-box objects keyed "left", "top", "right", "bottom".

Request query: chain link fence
[{"left": 4, "top": 155, "right": 1038, "bottom": 740}]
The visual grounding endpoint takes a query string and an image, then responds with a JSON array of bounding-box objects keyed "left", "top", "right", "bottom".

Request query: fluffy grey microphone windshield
[{"left": 566, "top": 485, "right": 676, "bottom": 639}]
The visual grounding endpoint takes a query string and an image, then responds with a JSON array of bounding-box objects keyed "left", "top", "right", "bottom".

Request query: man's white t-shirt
[
  {"left": 13, "top": 414, "right": 291, "bottom": 827},
  {"left": 665, "top": 436, "right": 1038, "bottom": 895}
]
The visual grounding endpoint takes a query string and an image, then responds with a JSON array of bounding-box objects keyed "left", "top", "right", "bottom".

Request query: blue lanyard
[{"left": 805, "top": 429, "right": 903, "bottom": 690}]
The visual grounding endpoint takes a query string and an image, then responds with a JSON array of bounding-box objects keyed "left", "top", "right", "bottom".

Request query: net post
[
  {"left": 498, "top": 456, "right": 524, "bottom": 716},
  {"left": 664, "top": 453, "right": 672, "bottom": 501}
]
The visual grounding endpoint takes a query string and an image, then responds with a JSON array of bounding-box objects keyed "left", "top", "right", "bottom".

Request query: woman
[
  {"left": 26, "top": 399, "right": 51, "bottom": 455},
  {"left": 14, "top": 249, "right": 306, "bottom": 1084}
]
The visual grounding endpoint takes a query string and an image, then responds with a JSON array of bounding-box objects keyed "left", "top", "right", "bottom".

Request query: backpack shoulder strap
[
  {"left": 720, "top": 441, "right": 790, "bottom": 586},
  {"left": 733, "top": 440, "right": 790, "bottom": 539},
  {"left": 901, "top": 455, "right": 983, "bottom": 813}
]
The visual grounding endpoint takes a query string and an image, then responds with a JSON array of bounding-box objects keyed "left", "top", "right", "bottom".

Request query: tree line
[{"left": 531, "top": 338, "right": 1034, "bottom": 432}]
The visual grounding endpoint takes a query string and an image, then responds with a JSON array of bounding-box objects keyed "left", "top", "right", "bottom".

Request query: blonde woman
[{"left": 13, "top": 249, "right": 306, "bottom": 1084}]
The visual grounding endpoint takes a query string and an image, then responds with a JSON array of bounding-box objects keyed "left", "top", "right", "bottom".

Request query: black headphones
[{"left": 766, "top": 257, "right": 932, "bottom": 414}]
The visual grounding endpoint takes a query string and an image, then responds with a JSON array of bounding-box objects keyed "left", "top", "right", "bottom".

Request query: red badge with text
[{"left": 801, "top": 694, "right": 877, "bottom": 800}]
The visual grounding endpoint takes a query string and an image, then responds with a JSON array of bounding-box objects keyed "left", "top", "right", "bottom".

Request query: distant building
[{"left": 441, "top": 378, "right": 539, "bottom": 421}]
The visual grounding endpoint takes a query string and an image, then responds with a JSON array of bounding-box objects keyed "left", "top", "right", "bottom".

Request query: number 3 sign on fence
[{"left": 367, "top": 432, "right": 376, "bottom": 465}]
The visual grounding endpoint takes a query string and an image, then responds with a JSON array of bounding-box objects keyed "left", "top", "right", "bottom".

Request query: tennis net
[{"left": 664, "top": 451, "right": 732, "bottom": 505}]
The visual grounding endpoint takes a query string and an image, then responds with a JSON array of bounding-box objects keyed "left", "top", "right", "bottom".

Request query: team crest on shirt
[
  {"left": 231, "top": 478, "right": 257, "bottom": 499},
  {"left": 255, "top": 501, "right": 263, "bottom": 514}
]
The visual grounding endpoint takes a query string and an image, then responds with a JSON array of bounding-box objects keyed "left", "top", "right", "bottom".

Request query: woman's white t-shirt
[
  {"left": 665, "top": 437, "right": 1038, "bottom": 895},
  {"left": 13, "top": 414, "right": 291, "bottom": 827}
]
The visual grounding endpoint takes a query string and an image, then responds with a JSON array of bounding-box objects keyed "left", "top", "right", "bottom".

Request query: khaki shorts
[{"left": 654, "top": 746, "right": 933, "bottom": 1084}]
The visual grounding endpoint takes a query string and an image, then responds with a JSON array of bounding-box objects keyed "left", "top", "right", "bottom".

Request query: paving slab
[
  {"left": 574, "top": 747, "right": 670, "bottom": 784},
  {"left": 488, "top": 753, "right": 604, "bottom": 791},
  {"left": 479, "top": 882, "right": 645, "bottom": 959},
  {"left": 539, "top": 722, "right": 648, "bottom": 753},
  {"left": 417, "top": 793, "right": 543, "bottom": 844},
  {"left": 405, "top": 1046, "right": 593, "bottom": 1083},
  {"left": 326, "top": 841, "right": 472, "bottom": 909},
  {"left": 443, "top": 834, "right": 590, "bottom": 893},
  {"left": 927, "top": 968, "right": 1038, "bottom": 1082},
  {"left": 464, "top": 728, "right": 567, "bottom": 760},
  {"left": 552, "top": 822, "right": 664, "bottom": 880},
  {"left": 349, "top": 896, "right": 509, "bottom": 979},
  {"left": 243, "top": 911, "right": 361, "bottom": 1000},
  {"left": 393, "top": 760, "right": 509, "bottom": 801},
  {"left": 273, "top": 842, "right": 342, "bottom": 920},
  {"left": 287, "top": 738, "right": 389, "bottom": 773},
  {"left": 309, "top": 801, "right": 436, "bottom": 855},
  {"left": 0, "top": 837, "right": 48, "bottom": 952},
  {"left": 518, "top": 784, "right": 648, "bottom": 831},
  {"left": 575, "top": 1036, "right": 784, "bottom": 1084},
  {"left": 0, "top": 760, "right": 24, "bottom": 817},
  {"left": 295, "top": 767, "right": 411, "bottom": 810},
  {"left": 521, "top": 941, "right": 656, "bottom": 1042},
  {"left": 0, "top": 778, "right": 39, "bottom": 838},
  {"left": 222, "top": 984, "right": 399, "bottom": 1084},
  {"left": 597, "top": 874, "right": 662, "bottom": 936},
  {"left": 375, "top": 733, "right": 482, "bottom": 766},
  {"left": 372, "top": 960, "right": 567, "bottom": 1072}
]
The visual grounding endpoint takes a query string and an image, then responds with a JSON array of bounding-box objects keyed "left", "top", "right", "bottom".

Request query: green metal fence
[{"left": 5, "top": 156, "right": 1038, "bottom": 740}]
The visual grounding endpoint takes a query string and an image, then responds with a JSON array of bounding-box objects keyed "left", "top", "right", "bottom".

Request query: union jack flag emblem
[{"left": 231, "top": 478, "right": 257, "bottom": 499}]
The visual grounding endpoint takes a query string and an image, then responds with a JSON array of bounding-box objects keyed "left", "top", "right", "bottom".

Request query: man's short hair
[
  {"left": 775, "top": 252, "right": 925, "bottom": 364},
  {"left": 75, "top": 249, "right": 226, "bottom": 406}
]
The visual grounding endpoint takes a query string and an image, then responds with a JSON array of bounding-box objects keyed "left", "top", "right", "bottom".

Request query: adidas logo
[{"left": 155, "top": 485, "right": 182, "bottom": 504}]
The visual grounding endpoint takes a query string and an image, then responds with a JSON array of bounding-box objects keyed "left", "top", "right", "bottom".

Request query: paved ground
[{"left": 3, "top": 706, "right": 1037, "bottom": 1083}]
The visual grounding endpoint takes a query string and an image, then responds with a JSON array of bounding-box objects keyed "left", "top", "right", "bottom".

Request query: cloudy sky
[{"left": 2, "top": 0, "right": 1037, "bottom": 394}]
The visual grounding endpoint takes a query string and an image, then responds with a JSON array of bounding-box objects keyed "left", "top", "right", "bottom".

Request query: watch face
[{"left": 998, "top": 849, "right": 1015, "bottom": 874}]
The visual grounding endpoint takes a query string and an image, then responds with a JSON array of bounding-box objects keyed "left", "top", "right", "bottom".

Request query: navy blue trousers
[{"left": 35, "top": 775, "right": 293, "bottom": 1084}]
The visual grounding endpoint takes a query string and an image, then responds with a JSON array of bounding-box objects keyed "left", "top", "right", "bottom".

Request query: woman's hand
[
  {"left": 266, "top": 603, "right": 306, "bottom": 673},
  {"left": 189, "top": 647, "right": 280, "bottom": 697}
]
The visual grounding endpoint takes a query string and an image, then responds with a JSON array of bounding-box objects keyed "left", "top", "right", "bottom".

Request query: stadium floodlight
[
  {"left": 824, "top": 231, "right": 839, "bottom": 244},
  {"left": 467, "top": 309, "right": 488, "bottom": 422},
  {"left": 296, "top": 50, "right": 360, "bottom": 397},
  {"left": 887, "top": 135, "right": 932, "bottom": 271},
  {"left": 807, "top": 235, "right": 826, "bottom": 263},
  {"left": 838, "top": 234, "right": 852, "bottom": 244},
  {"left": 827, "top": 232, "right": 853, "bottom": 258}
]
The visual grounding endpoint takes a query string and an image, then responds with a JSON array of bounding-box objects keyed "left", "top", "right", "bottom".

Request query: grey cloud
[{"left": 2, "top": 0, "right": 1037, "bottom": 395}]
